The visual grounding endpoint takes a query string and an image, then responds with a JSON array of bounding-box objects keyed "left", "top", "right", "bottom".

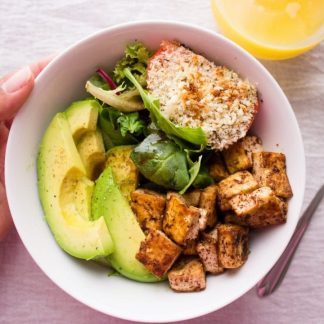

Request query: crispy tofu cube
[
  {"left": 280, "top": 199, "right": 288, "bottom": 215},
  {"left": 217, "top": 224, "right": 249, "bottom": 268},
  {"left": 229, "top": 187, "right": 287, "bottom": 228},
  {"left": 209, "top": 153, "right": 229, "bottom": 181},
  {"left": 136, "top": 230, "right": 181, "bottom": 278},
  {"left": 182, "top": 240, "right": 198, "bottom": 256},
  {"left": 218, "top": 171, "right": 259, "bottom": 211},
  {"left": 199, "top": 185, "right": 218, "bottom": 227},
  {"left": 168, "top": 258, "right": 206, "bottom": 292},
  {"left": 252, "top": 152, "right": 293, "bottom": 198},
  {"left": 203, "top": 227, "right": 219, "bottom": 243},
  {"left": 131, "top": 189, "right": 166, "bottom": 232},
  {"left": 163, "top": 193, "right": 200, "bottom": 246},
  {"left": 224, "top": 212, "right": 248, "bottom": 227},
  {"left": 183, "top": 189, "right": 201, "bottom": 207},
  {"left": 223, "top": 142, "right": 250, "bottom": 174},
  {"left": 197, "top": 229, "right": 224, "bottom": 274},
  {"left": 242, "top": 135, "right": 263, "bottom": 160},
  {"left": 198, "top": 208, "right": 208, "bottom": 231},
  {"left": 223, "top": 136, "right": 263, "bottom": 174}
]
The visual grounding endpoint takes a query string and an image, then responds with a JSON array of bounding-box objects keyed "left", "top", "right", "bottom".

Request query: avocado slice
[
  {"left": 92, "top": 167, "right": 161, "bottom": 282},
  {"left": 77, "top": 130, "right": 106, "bottom": 180},
  {"left": 65, "top": 99, "right": 99, "bottom": 142},
  {"left": 73, "top": 177, "right": 94, "bottom": 221},
  {"left": 37, "top": 112, "right": 114, "bottom": 260},
  {"left": 105, "top": 145, "right": 139, "bottom": 200}
]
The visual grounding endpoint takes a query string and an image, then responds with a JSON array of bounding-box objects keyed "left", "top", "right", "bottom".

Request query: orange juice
[{"left": 211, "top": 0, "right": 324, "bottom": 59}]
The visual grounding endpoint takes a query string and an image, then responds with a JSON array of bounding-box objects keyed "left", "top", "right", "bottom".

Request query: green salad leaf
[
  {"left": 99, "top": 107, "right": 139, "bottom": 149},
  {"left": 85, "top": 81, "right": 144, "bottom": 112},
  {"left": 124, "top": 68, "right": 208, "bottom": 146},
  {"left": 114, "top": 42, "right": 151, "bottom": 87},
  {"left": 88, "top": 74, "right": 110, "bottom": 90},
  {"left": 131, "top": 133, "right": 190, "bottom": 191},
  {"left": 192, "top": 165, "right": 214, "bottom": 189},
  {"left": 117, "top": 112, "right": 146, "bottom": 137},
  {"left": 131, "top": 133, "right": 201, "bottom": 193},
  {"left": 99, "top": 105, "right": 147, "bottom": 149},
  {"left": 179, "top": 155, "right": 202, "bottom": 194}
]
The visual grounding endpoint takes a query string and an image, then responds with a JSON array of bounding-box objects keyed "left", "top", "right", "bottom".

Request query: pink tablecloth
[
  {"left": 1, "top": 221, "right": 324, "bottom": 324},
  {"left": 1, "top": 1, "right": 324, "bottom": 323}
]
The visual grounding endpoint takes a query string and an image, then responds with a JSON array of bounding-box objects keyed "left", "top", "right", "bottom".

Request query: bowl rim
[{"left": 5, "top": 20, "right": 306, "bottom": 322}]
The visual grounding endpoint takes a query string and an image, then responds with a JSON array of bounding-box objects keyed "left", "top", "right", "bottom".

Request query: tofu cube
[
  {"left": 217, "top": 224, "right": 249, "bottom": 268},
  {"left": 136, "top": 230, "right": 181, "bottom": 278},
  {"left": 224, "top": 212, "right": 248, "bottom": 227},
  {"left": 252, "top": 152, "right": 293, "bottom": 198},
  {"left": 209, "top": 153, "right": 229, "bottom": 181},
  {"left": 241, "top": 135, "right": 263, "bottom": 160},
  {"left": 229, "top": 187, "right": 287, "bottom": 228},
  {"left": 131, "top": 189, "right": 166, "bottom": 232},
  {"left": 163, "top": 193, "right": 201, "bottom": 246},
  {"left": 197, "top": 229, "right": 224, "bottom": 274},
  {"left": 218, "top": 171, "right": 259, "bottom": 211},
  {"left": 168, "top": 258, "right": 206, "bottom": 292},
  {"left": 182, "top": 240, "right": 198, "bottom": 256},
  {"left": 183, "top": 189, "right": 201, "bottom": 207},
  {"left": 223, "top": 141, "right": 250, "bottom": 174},
  {"left": 199, "top": 185, "right": 218, "bottom": 227},
  {"left": 198, "top": 208, "right": 208, "bottom": 231},
  {"left": 203, "top": 227, "right": 219, "bottom": 243},
  {"left": 223, "top": 136, "right": 263, "bottom": 174}
]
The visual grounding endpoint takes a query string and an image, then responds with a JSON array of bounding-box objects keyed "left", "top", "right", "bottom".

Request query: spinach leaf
[
  {"left": 192, "top": 165, "right": 214, "bottom": 189},
  {"left": 124, "top": 68, "right": 207, "bottom": 146},
  {"left": 179, "top": 155, "right": 202, "bottom": 194},
  {"left": 131, "top": 133, "right": 191, "bottom": 191}
]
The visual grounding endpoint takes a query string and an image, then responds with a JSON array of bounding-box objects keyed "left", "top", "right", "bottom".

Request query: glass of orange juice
[{"left": 211, "top": 0, "right": 324, "bottom": 59}]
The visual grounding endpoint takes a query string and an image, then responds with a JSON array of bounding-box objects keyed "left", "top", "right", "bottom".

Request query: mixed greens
[{"left": 86, "top": 42, "right": 208, "bottom": 193}]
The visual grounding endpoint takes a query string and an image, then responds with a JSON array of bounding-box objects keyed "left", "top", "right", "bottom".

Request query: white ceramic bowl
[{"left": 5, "top": 21, "right": 305, "bottom": 322}]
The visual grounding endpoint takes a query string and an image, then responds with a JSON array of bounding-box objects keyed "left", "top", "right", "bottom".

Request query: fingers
[
  {"left": 0, "top": 122, "right": 13, "bottom": 240},
  {"left": 0, "top": 181, "right": 13, "bottom": 241},
  {"left": 0, "top": 55, "right": 54, "bottom": 121},
  {"left": 0, "top": 56, "right": 55, "bottom": 241},
  {"left": 0, "top": 67, "right": 34, "bottom": 121},
  {"left": 29, "top": 54, "right": 56, "bottom": 79},
  {"left": 0, "top": 54, "right": 55, "bottom": 86},
  {"left": 0, "top": 123, "right": 9, "bottom": 185}
]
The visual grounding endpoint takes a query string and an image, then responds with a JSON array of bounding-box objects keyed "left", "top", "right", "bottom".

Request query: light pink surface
[
  {"left": 1, "top": 0, "right": 324, "bottom": 323},
  {"left": 1, "top": 222, "right": 324, "bottom": 324}
]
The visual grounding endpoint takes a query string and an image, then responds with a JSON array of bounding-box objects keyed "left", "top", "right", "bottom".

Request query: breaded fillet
[{"left": 147, "top": 41, "right": 258, "bottom": 150}]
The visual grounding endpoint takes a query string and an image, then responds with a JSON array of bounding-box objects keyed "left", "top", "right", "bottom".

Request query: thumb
[
  {"left": 0, "top": 181, "right": 13, "bottom": 241},
  {"left": 0, "top": 66, "right": 34, "bottom": 121}
]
